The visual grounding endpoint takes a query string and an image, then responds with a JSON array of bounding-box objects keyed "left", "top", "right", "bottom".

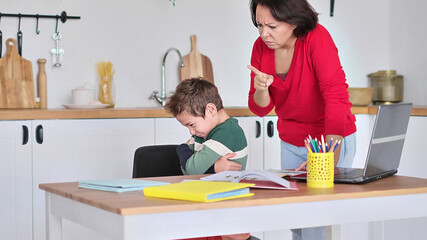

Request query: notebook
[
  {"left": 200, "top": 170, "right": 299, "bottom": 190},
  {"left": 291, "top": 103, "right": 413, "bottom": 184},
  {"left": 143, "top": 180, "right": 254, "bottom": 202},
  {"left": 78, "top": 178, "right": 170, "bottom": 192}
]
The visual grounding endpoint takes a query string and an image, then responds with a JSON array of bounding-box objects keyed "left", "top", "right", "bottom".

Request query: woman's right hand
[
  {"left": 247, "top": 65, "right": 274, "bottom": 91},
  {"left": 248, "top": 65, "right": 273, "bottom": 107}
]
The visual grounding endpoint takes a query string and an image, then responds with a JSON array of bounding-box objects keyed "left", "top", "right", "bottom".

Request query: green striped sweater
[{"left": 182, "top": 117, "right": 248, "bottom": 175}]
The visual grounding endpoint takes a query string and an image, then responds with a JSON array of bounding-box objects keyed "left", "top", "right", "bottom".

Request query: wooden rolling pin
[{"left": 37, "top": 59, "right": 47, "bottom": 108}]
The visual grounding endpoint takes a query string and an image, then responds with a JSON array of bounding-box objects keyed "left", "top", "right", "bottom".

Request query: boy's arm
[
  {"left": 213, "top": 153, "right": 242, "bottom": 172},
  {"left": 176, "top": 143, "right": 193, "bottom": 171},
  {"left": 184, "top": 139, "right": 245, "bottom": 175}
]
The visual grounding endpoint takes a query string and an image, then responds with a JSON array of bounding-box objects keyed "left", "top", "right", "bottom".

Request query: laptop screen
[{"left": 364, "top": 103, "right": 413, "bottom": 177}]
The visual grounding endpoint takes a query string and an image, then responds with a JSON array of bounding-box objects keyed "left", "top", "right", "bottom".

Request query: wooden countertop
[
  {"left": 1, "top": 106, "right": 427, "bottom": 120},
  {"left": 39, "top": 174, "right": 427, "bottom": 216}
]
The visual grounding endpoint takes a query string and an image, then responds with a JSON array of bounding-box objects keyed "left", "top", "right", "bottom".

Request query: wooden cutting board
[
  {"left": 179, "top": 35, "right": 214, "bottom": 83},
  {"left": 0, "top": 38, "right": 36, "bottom": 108}
]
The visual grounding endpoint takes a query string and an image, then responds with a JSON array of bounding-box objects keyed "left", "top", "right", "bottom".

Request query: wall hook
[
  {"left": 17, "top": 13, "right": 23, "bottom": 56},
  {"left": 55, "top": 16, "right": 59, "bottom": 34},
  {"left": 18, "top": 13, "right": 21, "bottom": 31},
  {"left": 36, "top": 14, "right": 40, "bottom": 34}
]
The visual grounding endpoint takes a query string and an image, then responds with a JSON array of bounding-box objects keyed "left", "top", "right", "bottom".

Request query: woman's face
[{"left": 255, "top": 4, "right": 297, "bottom": 49}]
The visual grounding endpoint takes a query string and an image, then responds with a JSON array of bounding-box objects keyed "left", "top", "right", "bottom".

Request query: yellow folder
[{"left": 144, "top": 180, "right": 255, "bottom": 202}]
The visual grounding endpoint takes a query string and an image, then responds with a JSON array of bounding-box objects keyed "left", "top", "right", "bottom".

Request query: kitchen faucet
[{"left": 150, "top": 48, "right": 185, "bottom": 106}]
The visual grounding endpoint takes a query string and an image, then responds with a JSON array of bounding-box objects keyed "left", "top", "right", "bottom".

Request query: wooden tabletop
[{"left": 39, "top": 175, "right": 427, "bottom": 216}]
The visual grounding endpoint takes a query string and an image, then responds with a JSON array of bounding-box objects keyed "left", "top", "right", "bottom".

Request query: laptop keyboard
[{"left": 335, "top": 168, "right": 364, "bottom": 179}]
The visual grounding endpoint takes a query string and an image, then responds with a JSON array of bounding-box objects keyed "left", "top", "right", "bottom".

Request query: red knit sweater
[{"left": 248, "top": 24, "right": 356, "bottom": 147}]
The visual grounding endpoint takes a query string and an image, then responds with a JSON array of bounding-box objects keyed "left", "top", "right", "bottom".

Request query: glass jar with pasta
[{"left": 96, "top": 61, "right": 115, "bottom": 107}]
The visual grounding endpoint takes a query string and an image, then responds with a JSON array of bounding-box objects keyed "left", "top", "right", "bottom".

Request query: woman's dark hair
[{"left": 250, "top": 0, "right": 318, "bottom": 38}]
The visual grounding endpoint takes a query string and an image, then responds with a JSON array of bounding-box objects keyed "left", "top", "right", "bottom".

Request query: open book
[{"left": 200, "top": 169, "right": 299, "bottom": 190}]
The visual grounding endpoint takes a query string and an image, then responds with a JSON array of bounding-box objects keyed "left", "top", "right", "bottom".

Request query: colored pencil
[
  {"left": 333, "top": 140, "right": 341, "bottom": 152},
  {"left": 321, "top": 135, "right": 326, "bottom": 153}
]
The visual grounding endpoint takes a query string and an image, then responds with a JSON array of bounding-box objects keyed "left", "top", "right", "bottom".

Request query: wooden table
[{"left": 39, "top": 175, "right": 427, "bottom": 240}]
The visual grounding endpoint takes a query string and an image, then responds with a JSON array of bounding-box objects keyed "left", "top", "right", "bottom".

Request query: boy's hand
[{"left": 214, "top": 153, "right": 242, "bottom": 172}]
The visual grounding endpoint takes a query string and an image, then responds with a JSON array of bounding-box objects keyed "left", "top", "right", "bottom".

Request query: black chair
[{"left": 132, "top": 145, "right": 183, "bottom": 178}]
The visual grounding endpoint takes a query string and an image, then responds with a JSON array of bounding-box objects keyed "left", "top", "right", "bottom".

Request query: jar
[
  {"left": 97, "top": 76, "right": 115, "bottom": 107},
  {"left": 368, "top": 70, "right": 403, "bottom": 105}
]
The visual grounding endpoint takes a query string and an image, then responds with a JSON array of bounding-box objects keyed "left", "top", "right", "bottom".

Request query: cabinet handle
[
  {"left": 255, "top": 120, "right": 261, "bottom": 138},
  {"left": 22, "top": 125, "right": 29, "bottom": 145},
  {"left": 35, "top": 125, "right": 43, "bottom": 144},
  {"left": 267, "top": 121, "right": 274, "bottom": 138}
]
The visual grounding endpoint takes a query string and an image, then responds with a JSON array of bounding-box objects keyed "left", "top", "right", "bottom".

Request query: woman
[
  {"left": 247, "top": 1, "right": 357, "bottom": 238},
  {"left": 247, "top": 0, "right": 356, "bottom": 170}
]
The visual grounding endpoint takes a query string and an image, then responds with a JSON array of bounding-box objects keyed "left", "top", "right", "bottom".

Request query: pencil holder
[{"left": 307, "top": 152, "right": 334, "bottom": 188}]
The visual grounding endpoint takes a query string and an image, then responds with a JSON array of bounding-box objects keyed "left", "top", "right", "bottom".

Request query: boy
[
  {"left": 165, "top": 78, "right": 253, "bottom": 240},
  {"left": 164, "top": 78, "right": 248, "bottom": 175}
]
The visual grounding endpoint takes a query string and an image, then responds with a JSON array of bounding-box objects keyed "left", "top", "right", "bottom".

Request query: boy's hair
[{"left": 164, "top": 78, "right": 224, "bottom": 118}]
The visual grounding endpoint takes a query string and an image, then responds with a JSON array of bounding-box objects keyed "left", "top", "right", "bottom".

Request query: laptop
[{"left": 291, "top": 102, "right": 413, "bottom": 184}]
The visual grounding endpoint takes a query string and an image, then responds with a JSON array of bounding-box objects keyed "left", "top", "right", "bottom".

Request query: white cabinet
[
  {"left": 263, "top": 116, "right": 281, "bottom": 170},
  {"left": 0, "top": 121, "right": 33, "bottom": 240},
  {"left": 236, "top": 116, "right": 281, "bottom": 171},
  {"left": 235, "top": 116, "right": 264, "bottom": 170},
  {"left": 31, "top": 118, "right": 155, "bottom": 240},
  {"left": 1, "top": 118, "right": 155, "bottom": 240}
]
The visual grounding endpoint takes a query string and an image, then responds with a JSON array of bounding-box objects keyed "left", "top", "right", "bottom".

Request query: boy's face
[{"left": 176, "top": 104, "right": 218, "bottom": 139}]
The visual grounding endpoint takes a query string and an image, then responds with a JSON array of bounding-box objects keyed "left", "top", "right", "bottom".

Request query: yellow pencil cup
[{"left": 307, "top": 152, "right": 334, "bottom": 188}]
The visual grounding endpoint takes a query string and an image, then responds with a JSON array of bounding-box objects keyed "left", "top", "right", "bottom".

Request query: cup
[
  {"left": 307, "top": 152, "right": 334, "bottom": 188},
  {"left": 72, "top": 89, "right": 95, "bottom": 105}
]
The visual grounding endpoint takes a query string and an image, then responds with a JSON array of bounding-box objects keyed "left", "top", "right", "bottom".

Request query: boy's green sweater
[{"left": 182, "top": 117, "right": 248, "bottom": 175}]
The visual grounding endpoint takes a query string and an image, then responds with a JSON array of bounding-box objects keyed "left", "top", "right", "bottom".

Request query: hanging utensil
[
  {"left": 0, "top": 30, "right": 2, "bottom": 57},
  {"left": 17, "top": 14, "right": 23, "bottom": 56},
  {"left": 50, "top": 17, "right": 64, "bottom": 67},
  {"left": 51, "top": 32, "right": 63, "bottom": 67}
]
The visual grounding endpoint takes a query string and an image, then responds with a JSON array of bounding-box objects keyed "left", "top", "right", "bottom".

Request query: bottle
[
  {"left": 97, "top": 75, "right": 115, "bottom": 108},
  {"left": 37, "top": 59, "right": 47, "bottom": 109}
]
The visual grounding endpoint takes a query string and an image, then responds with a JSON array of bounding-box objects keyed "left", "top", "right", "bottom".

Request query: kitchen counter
[{"left": 1, "top": 106, "right": 427, "bottom": 120}]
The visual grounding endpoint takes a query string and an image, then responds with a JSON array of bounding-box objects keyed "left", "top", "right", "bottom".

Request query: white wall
[
  {"left": 390, "top": 0, "right": 427, "bottom": 104},
  {"left": 4, "top": 0, "right": 424, "bottom": 108}
]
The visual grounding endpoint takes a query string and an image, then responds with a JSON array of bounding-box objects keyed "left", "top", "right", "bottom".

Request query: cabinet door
[
  {"left": 235, "top": 116, "right": 264, "bottom": 170},
  {"left": 0, "top": 121, "right": 32, "bottom": 240},
  {"left": 155, "top": 118, "right": 190, "bottom": 144},
  {"left": 263, "top": 116, "right": 281, "bottom": 170},
  {"left": 32, "top": 118, "right": 155, "bottom": 240}
]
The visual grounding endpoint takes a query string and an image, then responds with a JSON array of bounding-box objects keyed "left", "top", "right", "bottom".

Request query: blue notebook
[{"left": 78, "top": 178, "right": 170, "bottom": 192}]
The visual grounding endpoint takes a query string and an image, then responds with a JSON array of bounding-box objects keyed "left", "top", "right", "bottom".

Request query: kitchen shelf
[{"left": 1, "top": 106, "right": 427, "bottom": 120}]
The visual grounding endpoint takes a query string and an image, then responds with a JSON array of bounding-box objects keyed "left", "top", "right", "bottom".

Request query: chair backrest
[{"left": 132, "top": 145, "right": 183, "bottom": 178}]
